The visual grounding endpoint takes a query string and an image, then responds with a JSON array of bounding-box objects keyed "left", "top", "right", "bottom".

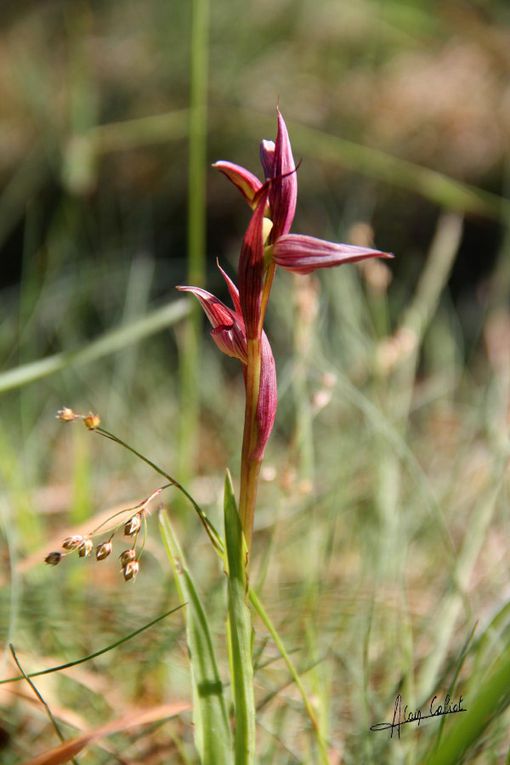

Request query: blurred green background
[{"left": 1, "top": 1, "right": 510, "bottom": 763}]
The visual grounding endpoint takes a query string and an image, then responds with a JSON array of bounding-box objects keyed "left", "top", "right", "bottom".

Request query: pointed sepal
[
  {"left": 268, "top": 110, "right": 297, "bottom": 240},
  {"left": 272, "top": 233, "right": 393, "bottom": 274},
  {"left": 238, "top": 185, "right": 271, "bottom": 339},
  {"left": 213, "top": 161, "right": 262, "bottom": 208}
]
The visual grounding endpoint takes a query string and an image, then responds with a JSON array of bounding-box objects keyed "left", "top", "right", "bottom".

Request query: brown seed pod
[
  {"left": 96, "top": 541, "right": 113, "bottom": 560},
  {"left": 78, "top": 539, "right": 93, "bottom": 558},
  {"left": 62, "top": 535, "right": 84, "bottom": 551},
  {"left": 45, "top": 552, "right": 62, "bottom": 566},
  {"left": 119, "top": 549, "right": 136, "bottom": 567},
  {"left": 124, "top": 515, "right": 141, "bottom": 536},
  {"left": 122, "top": 560, "right": 139, "bottom": 582}
]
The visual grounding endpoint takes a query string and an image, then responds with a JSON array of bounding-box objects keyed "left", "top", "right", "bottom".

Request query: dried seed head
[
  {"left": 83, "top": 412, "right": 101, "bottom": 430},
  {"left": 96, "top": 541, "right": 113, "bottom": 560},
  {"left": 45, "top": 551, "right": 62, "bottom": 566},
  {"left": 124, "top": 514, "right": 141, "bottom": 536},
  {"left": 119, "top": 549, "right": 136, "bottom": 567},
  {"left": 122, "top": 560, "right": 139, "bottom": 582},
  {"left": 62, "top": 535, "right": 84, "bottom": 551},
  {"left": 78, "top": 539, "right": 93, "bottom": 558},
  {"left": 56, "top": 407, "right": 78, "bottom": 422}
]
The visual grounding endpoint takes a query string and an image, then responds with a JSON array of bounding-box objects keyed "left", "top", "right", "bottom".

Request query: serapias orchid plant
[{"left": 178, "top": 110, "right": 392, "bottom": 554}]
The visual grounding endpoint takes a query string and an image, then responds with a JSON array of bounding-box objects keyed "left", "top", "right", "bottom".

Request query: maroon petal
[
  {"left": 216, "top": 260, "right": 242, "bottom": 315},
  {"left": 238, "top": 184, "right": 271, "bottom": 339},
  {"left": 176, "top": 285, "right": 247, "bottom": 362},
  {"left": 212, "top": 161, "right": 262, "bottom": 208},
  {"left": 269, "top": 111, "right": 297, "bottom": 241},
  {"left": 176, "top": 285, "right": 233, "bottom": 327},
  {"left": 211, "top": 324, "right": 248, "bottom": 363},
  {"left": 273, "top": 234, "right": 393, "bottom": 274},
  {"left": 252, "top": 332, "right": 277, "bottom": 460}
]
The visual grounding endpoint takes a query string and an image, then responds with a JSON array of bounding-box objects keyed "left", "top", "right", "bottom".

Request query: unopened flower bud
[
  {"left": 119, "top": 549, "right": 136, "bottom": 567},
  {"left": 56, "top": 407, "right": 77, "bottom": 422},
  {"left": 124, "top": 514, "right": 141, "bottom": 536},
  {"left": 78, "top": 539, "right": 93, "bottom": 558},
  {"left": 123, "top": 560, "right": 139, "bottom": 582},
  {"left": 62, "top": 535, "right": 84, "bottom": 551},
  {"left": 96, "top": 541, "right": 112, "bottom": 560},
  {"left": 45, "top": 551, "right": 62, "bottom": 566},
  {"left": 259, "top": 139, "right": 275, "bottom": 179},
  {"left": 84, "top": 412, "right": 100, "bottom": 430}
]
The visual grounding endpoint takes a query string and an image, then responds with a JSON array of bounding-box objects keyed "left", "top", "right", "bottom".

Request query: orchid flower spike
[
  {"left": 214, "top": 109, "right": 392, "bottom": 274},
  {"left": 177, "top": 263, "right": 277, "bottom": 460}
]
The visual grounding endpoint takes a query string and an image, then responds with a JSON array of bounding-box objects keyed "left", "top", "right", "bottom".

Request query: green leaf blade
[
  {"left": 424, "top": 644, "right": 510, "bottom": 765},
  {"left": 224, "top": 469, "right": 256, "bottom": 765},
  {"left": 159, "top": 510, "right": 232, "bottom": 765}
]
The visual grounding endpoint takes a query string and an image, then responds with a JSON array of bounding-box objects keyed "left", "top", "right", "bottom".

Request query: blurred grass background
[{"left": 1, "top": 0, "right": 510, "bottom": 762}]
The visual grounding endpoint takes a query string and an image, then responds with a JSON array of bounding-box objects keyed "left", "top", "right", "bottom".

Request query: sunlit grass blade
[
  {"left": 424, "top": 641, "right": 510, "bottom": 765},
  {"left": 0, "top": 299, "right": 189, "bottom": 394},
  {"left": 416, "top": 473, "right": 506, "bottom": 701},
  {"left": 10, "top": 643, "right": 79, "bottom": 765},
  {"left": 224, "top": 470, "right": 255, "bottom": 765},
  {"left": 0, "top": 605, "right": 185, "bottom": 686},
  {"left": 73, "top": 109, "right": 189, "bottom": 155},
  {"left": 178, "top": 0, "right": 209, "bottom": 484},
  {"left": 159, "top": 509, "right": 232, "bottom": 765},
  {"left": 248, "top": 588, "right": 329, "bottom": 765}
]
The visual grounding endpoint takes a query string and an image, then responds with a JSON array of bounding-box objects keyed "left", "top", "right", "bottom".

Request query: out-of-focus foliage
[
  {"left": 1, "top": 1, "right": 510, "bottom": 763},
  {"left": 1, "top": 0, "right": 509, "bottom": 281}
]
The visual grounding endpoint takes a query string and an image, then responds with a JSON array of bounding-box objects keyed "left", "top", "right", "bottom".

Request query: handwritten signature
[{"left": 370, "top": 693, "right": 467, "bottom": 738}]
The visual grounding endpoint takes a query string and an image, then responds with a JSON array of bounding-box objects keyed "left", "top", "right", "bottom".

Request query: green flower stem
[
  {"left": 239, "top": 338, "right": 262, "bottom": 553},
  {"left": 239, "top": 261, "right": 278, "bottom": 554}
]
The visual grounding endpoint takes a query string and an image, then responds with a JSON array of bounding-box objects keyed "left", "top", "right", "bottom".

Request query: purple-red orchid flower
[
  {"left": 213, "top": 110, "right": 297, "bottom": 243},
  {"left": 238, "top": 184, "right": 270, "bottom": 340},
  {"left": 214, "top": 109, "right": 392, "bottom": 275},
  {"left": 179, "top": 110, "right": 393, "bottom": 550},
  {"left": 177, "top": 264, "right": 277, "bottom": 461}
]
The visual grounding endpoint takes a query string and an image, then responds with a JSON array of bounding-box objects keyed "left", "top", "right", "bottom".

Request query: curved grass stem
[{"left": 95, "top": 426, "right": 224, "bottom": 554}]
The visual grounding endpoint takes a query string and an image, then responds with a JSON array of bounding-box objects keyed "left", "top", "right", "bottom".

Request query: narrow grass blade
[
  {"left": 87, "top": 109, "right": 189, "bottom": 153},
  {"left": 248, "top": 589, "right": 329, "bottom": 765},
  {"left": 178, "top": 0, "right": 209, "bottom": 483},
  {"left": 0, "top": 605, "right": 185, "bottom": 686},
  {"left": 0, "top": 299, "right": 189, "bottom": 394},
  {"left": 159, "top": 509, "right": 232, "bottom": 765},
  {"left": 424, "top": 641, "right": 510, "bottom": 765},
  {"left": 10, "top": 644, "right": 74, "bottom": 760},
  {"left": 224, "top": 470, "right": 255, "bottom": 765}
]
